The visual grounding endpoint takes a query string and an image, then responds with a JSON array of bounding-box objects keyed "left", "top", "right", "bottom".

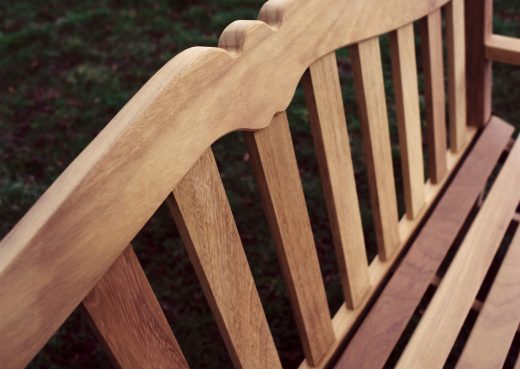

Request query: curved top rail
[{"left": 0, "top": 0, "right": 449, "bottom": 367}]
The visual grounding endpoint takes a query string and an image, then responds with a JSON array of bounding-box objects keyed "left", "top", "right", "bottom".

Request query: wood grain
[
  {"left": 82, "top": 246, "right": 189, "bottom": 369},
  {"left": 421, "top": 9, "right": 447, "bottom": 184},
  {"left": 465, "top": 0, "right": 493, "bottom": 126},
  {"left": 446, "top": 0, "right": 467, "bottom": 152},
  {"left": 456, "top": 227, "right": 520, "bottom": 369},
  {"left": 396, "top": 136, "right": 520, "bottom": 369},
  {"left": 300, "top": 126, "right": 478, "bottom": 369},
  {"left": 350, "top": 37, "right": 400, "bottom": 261},
  {"left": 334, "top": 117, "right": 513, "bottom": 369},
  {"left": 168, "top": 149, "right": 281, "bottom": 369},
  {"left": 302, "top": 51, "right": 370, "bottom": 309},
  {"left": 389, "top": 24, "right": 426, "bottom": 219},
  {"left": 245, "top": 112, "right": 334, "bottom": 366},
  {"left": 0, "top": 0, "right": 475, "bottom": 366},
  {"left": 486, "top": 34, "right": 520, "bottom": 66}
]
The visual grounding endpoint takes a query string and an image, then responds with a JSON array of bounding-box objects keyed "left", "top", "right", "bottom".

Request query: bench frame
[{"left": 1, "top": 0, "right": 519, "bottom": 368}]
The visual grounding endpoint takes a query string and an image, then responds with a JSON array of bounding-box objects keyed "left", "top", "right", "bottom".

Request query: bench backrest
[{"left": 0, "top": 0, "right": 493, "bottom": 368}]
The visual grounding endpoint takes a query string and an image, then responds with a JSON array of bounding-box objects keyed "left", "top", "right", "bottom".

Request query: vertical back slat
[
  {"left": 244, "top": 112, "right": 335, "bottom": 366},
  {"left": 421, "top": 9, "right": 448, "bottom": 184},
  {"left": 446, "top": 0, "right": 468, "bottom": 152},
  {"left": 82, "top": 246, "right": 190, "bottom": 369},
  {"left": 350, "top": 37, "right": 400, "bottom": 261},
  {"left": 302, "top": 51, "right": 370, "bottom": 309},
  {"left": 390, "top": 24, "right": 426, "bottom": 220},
  {"left": 465, "top": 0, "right": 493, "bottom": 126},
  {"left": 168, "top": 149, "right": 282, "bottom": 369}
]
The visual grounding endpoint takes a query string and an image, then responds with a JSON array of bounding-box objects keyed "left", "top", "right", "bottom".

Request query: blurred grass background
[{"left": 1, "top": 1, "right": 519, "bottom": 368}]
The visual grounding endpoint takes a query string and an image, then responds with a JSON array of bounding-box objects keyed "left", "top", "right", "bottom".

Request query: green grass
[{"left": 1, "top": 1, "right": 519, "bottom": 368}]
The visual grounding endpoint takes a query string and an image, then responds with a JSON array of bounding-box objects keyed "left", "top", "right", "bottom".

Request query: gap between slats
[
  {"left": 168, "top": 148, "right": 282, "bottom": 369},
  {"left": 82, "top": 245, "right": 190, "bottom": 369},
  {"left": 244, "top": 113, "right": 335, "bottom": 366},
  {"left": 302, "top": 51, "right": 370, "bottom": 310}
]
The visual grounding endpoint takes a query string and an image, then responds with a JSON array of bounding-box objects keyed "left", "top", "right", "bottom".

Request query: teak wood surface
[{"left": 1, "top": 0, "right": 519, "bottom": 368}]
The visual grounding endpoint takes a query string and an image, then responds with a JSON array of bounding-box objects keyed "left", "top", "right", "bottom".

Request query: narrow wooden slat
[
  {"left": 168, "top": 149, "right": 282, "bottom": 369},
  {"left": 446, "top": 0, "right": 467, "bottom": 152},
  {"left": 300, "top": 126, "right": 478, "bottom": 369},
  {"left": 244, "top": 112, "right": 334, "bottom": 366},
  {"left": 421, "top": 9, "right": 448, "bottom": 183},
  {"left": 396, "top": 138, "right": 520, "bottom": 369},
  {"left": 302, "top": 51, "right": 370, "bottom": 309},
  {"left": 486, "top": 34, "right": 520, "bottom": 66},
  {"left": 389, "top": 24, "right": 426, "bottom": 219},
  {"left": 350, "top": 37, "right": 400, "bottom": 261},
  {"left": 456, "top": 227, "right": 520, "bottom": 369},
  {"left": 465, "top": 0, "right": 493, "bottom": 126},
  {"left": 335, "top": 117, "right": 513, "bottom": 369},
  {"left": 82, "top": 246, "right": 189, "bottom": 369}
]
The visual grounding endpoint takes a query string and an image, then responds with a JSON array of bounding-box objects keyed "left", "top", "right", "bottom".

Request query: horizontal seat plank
[
  {"left": 396, "top": 133, "right": 520, "bottom": 368},
  {"left": 334, "top": 117, "right": 514, "bottom": 369},
  {"left": 455, "top": 226, "right": 520, "bottom": 369}
]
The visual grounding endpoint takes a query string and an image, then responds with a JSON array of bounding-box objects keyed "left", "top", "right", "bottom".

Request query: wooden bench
[{"left": 1, "top": 0, "right": 519, "bottom": 368}]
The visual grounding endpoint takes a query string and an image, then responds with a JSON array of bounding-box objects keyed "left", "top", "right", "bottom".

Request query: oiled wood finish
[
  {"left": 389, "top": 24, "right": 426, "bottom": 219},
  {"left": 335, "top": 118, "right": 514, "bottom": 369},
  {"left": 300, "top": 125, "right": 478, "bottom": 369},
  {"left": 245, "top": 112, "right": 334, "bottom": 366},
  {"left": 421, "top": 9, "right": 448, "bottom": 183},
  {"left": 456, "top": 227, "right": 520, "bottom": 369},
  {"left": 350, "top": 37, "right": 400, "bottom": 261},
  {"left": 302, "top": 51, "right": 370, "bottom": 309},
  {"left": 446, "top": 0, "right": 467, "bottom": 152},
  {"left": 0, "top": 1, "right": 452, "bottom": 366},
  {"left": 465, "top": 0, "right": 493, "bottom": 126},
  {"left": 168, "top": 149, "right": 282, "bottom": 369},
  {"left": 396, "top": 137, "right": 520, "bottom": 369},
  {"left": 486, "top": 34, "right": 520, "bottom": 66},
  {"left": 83, "top": 246, "right": 189, "bottom": 369}
]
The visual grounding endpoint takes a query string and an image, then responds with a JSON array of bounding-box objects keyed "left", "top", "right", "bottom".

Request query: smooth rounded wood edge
[{"left": 0, "top": 1, "right": 450, "bottom": 368}]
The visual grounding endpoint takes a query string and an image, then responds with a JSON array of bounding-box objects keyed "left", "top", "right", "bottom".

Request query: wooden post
[{"left": 465, "top": 0, "right": 493, "bottom": 126}]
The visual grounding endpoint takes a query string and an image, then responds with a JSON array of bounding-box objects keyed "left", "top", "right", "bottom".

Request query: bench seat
[{"left": 335, "top": 117, "right": 520, "bottom": 368}]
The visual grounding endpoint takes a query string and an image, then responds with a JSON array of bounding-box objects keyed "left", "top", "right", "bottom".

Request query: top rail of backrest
[{"left": 0, "top": 0, "right": 450, "bottom": 367}]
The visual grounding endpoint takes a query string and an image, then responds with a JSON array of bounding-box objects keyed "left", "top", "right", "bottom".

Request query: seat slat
[
  {"left": 389, "top": 24, "right": 426, "bottom": 219},
  {"left": 446, "top": 0, "right": 467, "bottom": 152},
  {"left": 244, "top": 112, "right": 334, "bottom": 366},
  {"left": 421, "top": 9, "right": 448, "bottom": 183},
  {"left": 396, "top": 137, "right": 520, "bottom": 369},
  {"left": 82, "top": 246, "right": 189, "bottom": 369},
  {"left": 302, "top": 51, "right": 370, "bottom": 309},
  {"left": 334, "top": 117, "right": 513, "bottom": 369},
  {"left": 455, "top": 227, "right": 520, "bottom": 369},
  {"left": 350, "top": 37, "right": 400, "bottom": 261},
  {"left": 168, "top": 149, "right": 282, "bottom": 369}
]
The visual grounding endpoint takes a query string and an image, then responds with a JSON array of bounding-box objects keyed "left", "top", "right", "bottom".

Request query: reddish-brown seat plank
[
  {"left": 83, "top": 246, "right": 189, "bottom": 369},
  {"left": 334, "top": 117, "right": 513, "bottom": 369}
]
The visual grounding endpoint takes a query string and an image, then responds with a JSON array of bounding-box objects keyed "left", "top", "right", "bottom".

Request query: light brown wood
[
  {"left": 350, "top": 37, "right": 400, "bottom": 261},
  {"left": 245, "top": 112, "right": 334, "bottom": 366},
  {"left": 421, "top": 9, "right": 448, "bottom": 183},
  {"left": 486, "top": 34, "right": 520, "bottom": 66},
  {"left": 334, "top": 117, "right": 512, "bottom": 369},
  {"left": 465, "top": 0, "right": 493, "bottom": 126},
  {"left": 168, "top": 149, "right": 282, "bottom": 369},
  {"left": 456, "top": 226, "right": 520, "bottom": 369},
  {"left": 299, "top": 125, "right": 478, "bottom": 369},
  {"left": 82, "top": 246, "right": 189, "bottom": 369},
  {"left": 446, "top": 0, "right": 467, "bottom": 152},
  {"left": 389, "top": 24, "right": 426, "bottom": 219},
  {"left": 396, "top": 137, "right": 520, "bottom": 369},
  {"left": 302, "top": 51, "right": 370, "bottom": 309}
]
